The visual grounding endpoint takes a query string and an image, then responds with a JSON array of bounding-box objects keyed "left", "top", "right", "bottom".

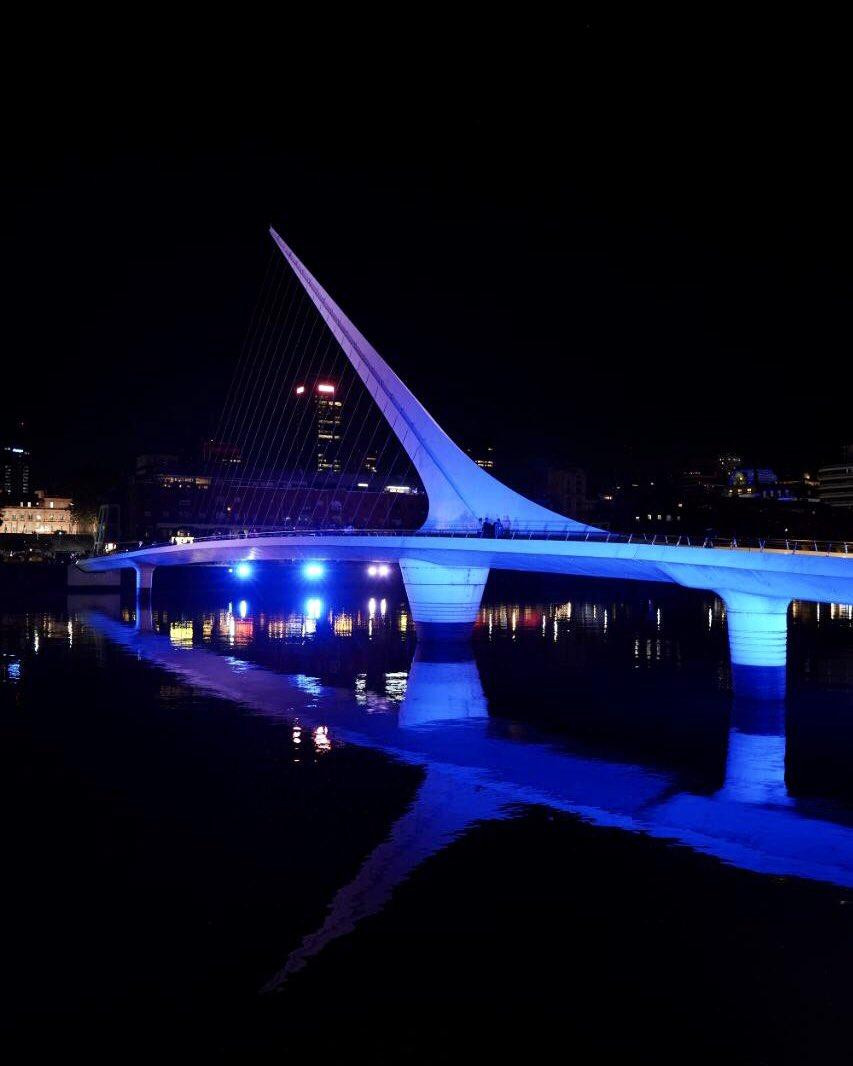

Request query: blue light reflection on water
[
  {"left": 80, "top": 581, "right": 853, "bottom": 889},
  {"left": 80, "top": 586, "right": 853, "bottom": 986}
]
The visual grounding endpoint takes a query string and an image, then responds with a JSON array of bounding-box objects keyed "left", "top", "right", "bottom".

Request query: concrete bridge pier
[
  {"left": 719, "top": 591, "right": 790, "bottom": 700},
  {"left": 399, "top": 559, "right": 489, "bottom": 643},
  {"left": 132, "top": 563, "right": 156, "bottom": 608}
]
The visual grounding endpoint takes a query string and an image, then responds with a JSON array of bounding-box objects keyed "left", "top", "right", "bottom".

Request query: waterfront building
[
  {"left": 0, "top": 491, "right": 89, "bottom": 535},
  {"left": 105, "top": 451, "right": 426, "bottom": 544},
  {"left": 818, "top": 445, "right": 853, "bottom": 509},
  {"left": 728, "top": 467, "right": 784, "bottom": 498}
]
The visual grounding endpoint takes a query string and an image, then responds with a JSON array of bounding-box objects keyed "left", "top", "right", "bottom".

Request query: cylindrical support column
[
  {"left": 132, "top": 563, "right": 155, "bottom": 607},
  {"left": 719, "top": 591, "right": 790, "bottom": 699},
  {"left": 399, "top": 558, "right": 489, "bottom": 643}
]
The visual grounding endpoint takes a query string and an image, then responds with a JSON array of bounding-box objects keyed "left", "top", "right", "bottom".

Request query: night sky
[{"left": 3, "top": 20, "right": 851, "bottom": 495}]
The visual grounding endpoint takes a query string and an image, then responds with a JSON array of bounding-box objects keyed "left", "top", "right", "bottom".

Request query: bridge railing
[{"left": 99, "top": 528, "right": 853, "bottom": 557}]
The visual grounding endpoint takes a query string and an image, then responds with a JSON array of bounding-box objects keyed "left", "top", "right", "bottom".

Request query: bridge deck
[{"left": 79, "top": 529, "right": 853, "bottom": 604}]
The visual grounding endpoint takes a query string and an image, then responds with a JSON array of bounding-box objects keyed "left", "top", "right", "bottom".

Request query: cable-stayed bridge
[{"left": 79, "top": 229, "right": 853, "bottom": 696}]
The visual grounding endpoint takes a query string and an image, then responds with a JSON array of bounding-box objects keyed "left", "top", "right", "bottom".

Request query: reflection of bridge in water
[
  {"left": 79, "top": 229, "right": 853, "bottom": 698},
  {"left": 84, "top": 607, "right": 853, "bottom": 986}
]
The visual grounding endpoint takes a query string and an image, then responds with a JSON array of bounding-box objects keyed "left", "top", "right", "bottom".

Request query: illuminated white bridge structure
[{"left": 79, "top": 229, "right": 853, "bottom": 695}]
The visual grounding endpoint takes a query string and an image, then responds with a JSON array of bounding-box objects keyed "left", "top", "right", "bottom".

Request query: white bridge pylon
[{"left": 270, "top": 228, "right": 597, "bottom": 535}]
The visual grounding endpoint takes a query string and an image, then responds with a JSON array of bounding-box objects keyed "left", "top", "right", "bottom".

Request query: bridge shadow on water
[{"left": 3, "top": 571, "right": 853, "bottom": 1061}]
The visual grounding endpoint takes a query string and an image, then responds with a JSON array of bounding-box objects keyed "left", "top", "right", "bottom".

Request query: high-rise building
[
  {"left": 818, "top": 445, "right": 853, "bottom": 509},
  {"left": 467, "top": 445, "right": 496, "bottom": 471},
  {"left": 295, "top": 382, "right": 343, "bottom": 472},
  {"left": 201, "top": 440, "right": 242, "bottom": 466},
  {"left": 546, "top": 467, "right": 588, "bottom": 517},
  {"left": 2, "top": 420, "right": 31, "bottom": 500}
]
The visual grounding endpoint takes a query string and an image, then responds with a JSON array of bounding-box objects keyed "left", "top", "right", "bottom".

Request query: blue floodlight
[
  {"left": 303, "top": 562, "right": 325, "bottom": 579},
  {"left": 235, "top": 561, "right": 253, "bottom": 579},
  {"left": 305, "top": 597, "right": 323, "bottom": 620}
]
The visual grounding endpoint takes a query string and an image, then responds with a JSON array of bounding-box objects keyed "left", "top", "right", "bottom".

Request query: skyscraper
[
  {"left": 1, "top": 419, "right": 31, "bottom": 500},
  {"left": 295, "top": 382, "right": 343, "bottom": 472}
]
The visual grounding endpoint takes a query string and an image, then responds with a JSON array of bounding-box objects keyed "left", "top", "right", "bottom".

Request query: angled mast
[{"left": 270, "top": 228, "right": 597, "bottom": 532}]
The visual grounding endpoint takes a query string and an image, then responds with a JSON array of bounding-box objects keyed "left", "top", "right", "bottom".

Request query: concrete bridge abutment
[{"left": 399, "top": 558, "right": 489, "bottom": 644}]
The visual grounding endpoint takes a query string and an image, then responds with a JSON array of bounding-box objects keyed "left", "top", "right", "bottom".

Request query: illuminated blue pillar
[
  {"left": 399, "top": 558, "right": 489, "bottom": 642},
  {"left": 132, "top": 563, "right": 155, "bottom": 608},
  {"left": 720, "top": 591, "right": 790, "bottom": 699}
]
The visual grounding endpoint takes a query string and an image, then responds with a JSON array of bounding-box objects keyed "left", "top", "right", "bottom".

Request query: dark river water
[{"left": 2, "top": 566, "right": 853, "bottom": 1063}]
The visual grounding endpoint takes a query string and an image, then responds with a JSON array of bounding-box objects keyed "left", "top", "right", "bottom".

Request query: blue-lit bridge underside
[
  {"left": 81, "top": 530, "right": 853, "bottom": 697},
  {"left": 79, "top": 229, "right": 853, "bottom": 697}
]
